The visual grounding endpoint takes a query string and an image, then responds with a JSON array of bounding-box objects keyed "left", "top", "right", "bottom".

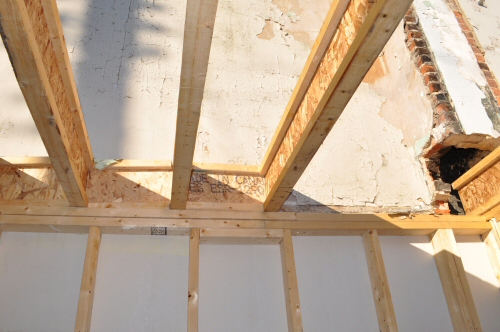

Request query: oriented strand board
[
  {"left": 23, "top": 0, "right": 88, "bottom": 190},
  {"left": 187, "top": 172, "right": 265, "bottom": 204},
  {"left": 0, "top": 167, "right": 66, "bottom": 200},
  {"left": 458, "top": 162, "right": 500, "bottom": 214}
]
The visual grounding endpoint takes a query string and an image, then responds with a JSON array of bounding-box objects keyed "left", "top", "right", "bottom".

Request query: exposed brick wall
[
  {"left": 447, "top": 2, "right": 500, "bottom": 107},
  {"left": 403, "top": 7, "right": 464, "bottom": 159}
]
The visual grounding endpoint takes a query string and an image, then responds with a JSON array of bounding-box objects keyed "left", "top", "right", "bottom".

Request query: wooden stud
[
  {"left": 40, "top": 0, "right": 94, "bottom": 170},
  {"left": 430, "top": 229, "right": 483, "bottom": 332},
  {"left": 200, "top": 229, "right": 283, "bottom": 244},
  {"left": 0, "top": 157, "right": 52, "bottom": 168},
  {"left": 363, "top": 230, "right": 398, "bottom": 332},
  {"left": 280, "top": 229, "right": 303, "bottom": 332},
  {"left": 0, "top": 0, "right": 90, "bottom": 206},
  {"left": 453, "top": 143, "right": 500, "bottom": 192},
  {"left": 171, "top": 0, "right": 219, "bottom": 209},
  {"left": 74, "top": 226, "right": 102, "bottom": 332},
  {"left": 259, "top": 0, "right": 351, "bottom": 175},
  {"left": 263, "top": 0, "right": 413, "bottom": 211},
  {"left": 484, "top": 219, "right": 500, "bottom": 284},
  {"left": 188, "top": 228, "right": 200, "bottom": 332}
]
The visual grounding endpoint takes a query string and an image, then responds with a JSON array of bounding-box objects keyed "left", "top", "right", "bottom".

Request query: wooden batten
[
  {"left": 259, "top": 0, "right": 351, "bottom": 175},
  {"left": 74, "top": 226, "right": 102, "bottom": 332},
  {"left": 363, "top": 230, "right": 398, "bottom": 332},
  {"left": 263, "top": 0, "right": 413, "bottom": 211},
  {"left": 188, "top": 228, "right": 200, "bottom": 332},
  {"left": 171, "top": 0, "right": 220, "bottom": 210},
  {"left": 0, "top": 0, "right": 90, "bottom": 206},
  {"left": 484, "top": 219, "right": 500, "bottom": 284},
  {"left": 280, "top": 229, "right": 303, "bottom": 332},
  {"left": 453, "top": 147, "right": 500, "bottom": 216},
  {"left": 430, "top": 229, "right": 483, "bottom": 331}
]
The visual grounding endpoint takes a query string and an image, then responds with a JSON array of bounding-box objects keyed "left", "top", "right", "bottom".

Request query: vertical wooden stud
[
  {"left": 75, "top": 226, "right": 102, "bottom": 332},
  {"left": 363, "top": 230, "right": 398, "bottom": 332},
  {"left": 431, "top": 229, "right": 483, "bottom": 332},
  {"left": 188, "top": 228, "right": 200, "bottom": 332},
  {"left": 484, "top": 219, "right": 500, "bottom": 285},
  {"left": 280, "top": 229, "right": 303, "bottom": 332}
]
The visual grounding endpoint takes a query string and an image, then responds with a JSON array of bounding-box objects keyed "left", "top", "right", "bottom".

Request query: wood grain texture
[
  {"left": 484, "top": 219, "right": 500, "bottom": 284},
  {"left": 264, "top": 0, "right": 413, "bottom": 211},
  {"left": 75, "top": 226, "right": 101, "bottom": 332},
  {"left": 363, "top": 230, "right": 398, "bottom": 332},
  {"left": 171, "top": 0, "right": 219, "bottom": 210},
  {"left": 453, "top": 147, "right": 500, "bottom": 191},
  {"left": 280, "top": 229, "right": 303, "bottom": 332},
  {"left": 259, "top": 0, "right": 351, "bottom": 175},
  {"left": 0, "top": 167, "right": 66, "bottom": 201},
  {"left": 0, "top": 0, "right": 89, "bottom": 206},
  {"left": 188, "top": 228, "right": 200, "bottom": 332},
  {"left": 430, "top": 229, "right": 483, "bottom": 332},
  {"left": 459, "top": 161, "right": 500, "bottom": 215}
]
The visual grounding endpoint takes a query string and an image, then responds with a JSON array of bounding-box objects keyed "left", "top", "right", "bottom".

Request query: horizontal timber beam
[
  {"left": 0, "top": 0, "right": 92, "bottom": 206},
  {"left": 0, "top": 206, "right": 490, "bottom": 235},
  {"left": 171, "top": 0, "right": 219, "bottom": 210},
  {"left": 263, "top": 0, "right": 413, "bottom": 211}
]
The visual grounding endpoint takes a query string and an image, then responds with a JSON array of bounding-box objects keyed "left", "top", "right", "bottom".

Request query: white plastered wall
[{"left": 1, "top": 232, "right": 499, "bottom": 331}]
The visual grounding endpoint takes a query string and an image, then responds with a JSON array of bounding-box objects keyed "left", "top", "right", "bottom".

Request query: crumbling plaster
[
  {"left": 292, "top": 23, "right": 434, "bottom": 209},
  {"left": 456, "top": 0, "right": 500, "bottom": 84},
  {"left": 414, "top": 0, "right": 499, "bottom": 137}
]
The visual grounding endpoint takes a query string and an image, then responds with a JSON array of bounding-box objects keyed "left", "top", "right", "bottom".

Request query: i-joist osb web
[{"left": 0, "top": 0, "right": 499, "bottom": 331}]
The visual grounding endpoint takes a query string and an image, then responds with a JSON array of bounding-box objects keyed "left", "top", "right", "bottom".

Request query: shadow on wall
[{"left": 58, "top": 0, "right": 174, "bottom": 159}]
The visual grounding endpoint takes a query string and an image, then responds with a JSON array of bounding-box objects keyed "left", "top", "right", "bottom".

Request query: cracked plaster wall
[
  {"left": 414, "top": 0, "right": 499, "bottom": 137},
  {"left": 292, "top": 23, "right": 434, "bottom": 209},
  {"left": 0, "top": 43, "right": 47, "bottom": 156},
  {"left": 456, "top": 0, "right": 500, "bottom": 84}
]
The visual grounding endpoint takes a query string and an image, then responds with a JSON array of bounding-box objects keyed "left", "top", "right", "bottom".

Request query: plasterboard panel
[
  {"left": 0, "top": 232, "right": 86, "bottom": 332},
  {"left": 90, "top": 234, "right": 189, "bottom": 332},
  {"left": 293, "top": 236, "right": 379, "bottom": 332},
  {"left": 199, "top": 244, "right": 287, "bottom": 332}
]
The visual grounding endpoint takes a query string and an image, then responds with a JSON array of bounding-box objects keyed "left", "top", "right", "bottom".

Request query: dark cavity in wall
[{"left": 429, "top": 147, "right": 490, "bottom": 214}]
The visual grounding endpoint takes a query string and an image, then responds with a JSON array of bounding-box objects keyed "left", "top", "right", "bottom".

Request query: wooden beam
[
  {"left": 40, "top": 0, "right": 93, "bottom": 170},
  {"left": 453, "top": 147, "right": 500, "bottom": 191},
  {"left": 200, "top": 229, "right": 283, "bottom": 244},
  {"left": 0, "top": 157, "right": 52, "bottom": 168},
  {"left": 363, "top": 230, "right": 398, "bottom": 332},
  {"left": 74, "top": 226, "right": 101, "bottom": 332},
  {"left": 430, "top": 229, "right": 483, "bottom": 331},
  {"left": 280, "top": 229, "right": 303, "bottom": 332},
  {"left": 484, "top": 219, "right": 500, "bottom": 284},
  {"left": 188, "top": 228, "right": 200, "bottom": 332},
  {"left": 259, "top": 0, "right": 351, "bottom": 175},
  {"left": 171, "top": 0, "right": 219, "bottom": 209},
  {"left": 0, "top": 0, "right": 90, "bottom": 206},
  {"left": 0, "top": 206, "right": 491, "bottom": 235},
  {"left": 263, "top": 0, "right": 413, "bottom": 211}
]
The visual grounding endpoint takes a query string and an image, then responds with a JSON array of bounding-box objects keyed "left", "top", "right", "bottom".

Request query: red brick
[
  {"left": 421, "top": 64, "right": 436, "bottom": 74},
  {"left": 453, "top": 11, "right": 463, "bottom": 19},
  {"left": 435, "top": 103, "right": 453, "bottom": 113},
  {"left": 424, "top": 143, "right": 443, "bottom": 158},
  {"left": 487, "top": 78, "right": 499, "bottom": 88},
  {"left": 408, "top": 39, "right": 426, "bottom": 52},
  {"left": 483, "top": 71, "right": 494, "bottom": 79},
  {"left": 416, "top": 55, "right": 432, "bottom": 68},
  {"left": 475, "top": 53, "right": 486, "bottom": 63},
  {"left": 436, "top": 111, "right": 458, "bottom": 127},
  {"left": 414, "top": 47, "right": 430, "bottom": 57},
  {"left": 424, "top": 73, "right": 439, "bottom": 84},
  {"left": 496, "top": 96, "right": 500, "bottom": 106},
  {"left": 407, "top": 30, "right": 422, "bottom": 40},
  {"left": 459, "top": 22, "right": 470, "bottom": 32},
  {"left": 467, "top": 37, "right": 477, "bottom": 46},
  {"left": 470, "top": 45, "right": 481, "bottom": 54},
  {"left": 428, "top": 83, "right": 442, "bottom": 93},
  {"left": 405, "top": 23, "right": 419, "bottom": 32},
  {"left": 491, "top": 87, "right": 500, "bottom": 97},
  {"left": 405, "top": 15, "right": 416, "bottom": 23},
  {"left": 463, "top": 31, "right": 474, "bottom": 39},
  {"left": 478, "top": 62, "right": 490, "bottom": 71}
]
